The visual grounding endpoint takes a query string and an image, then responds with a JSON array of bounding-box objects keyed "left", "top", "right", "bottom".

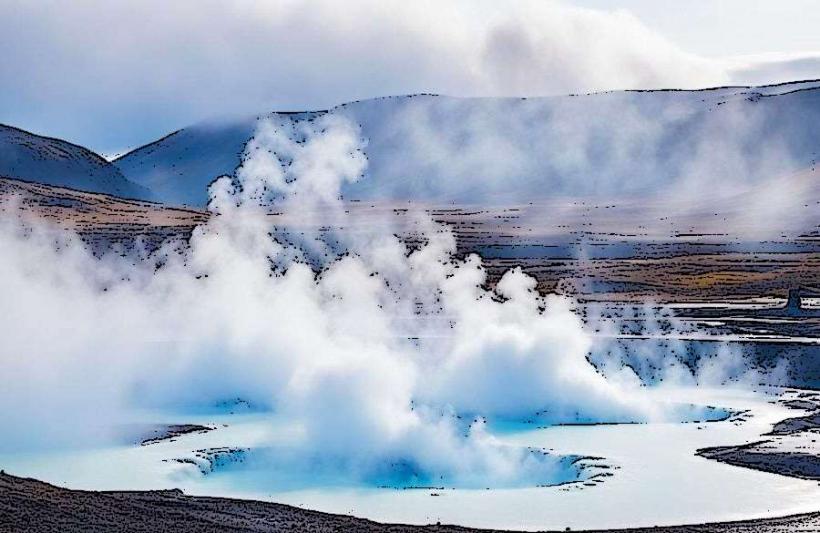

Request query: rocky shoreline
[
  {"left": 696, "top": 390, "right": 820, "bottom": 480},
  {"left": 2, "top": 472, "right": 820, "bottom": 533}
]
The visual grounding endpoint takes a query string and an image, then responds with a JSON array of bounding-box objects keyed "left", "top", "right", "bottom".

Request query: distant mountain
[
  {"left": 113, "top": 119, "right": 264, "bottom": 206},
  {"left": 0, "top": 124, "right": 148, "bottom": 199},
  {"left": 114, "top": 81, "right": 820, "bottom": 208}
]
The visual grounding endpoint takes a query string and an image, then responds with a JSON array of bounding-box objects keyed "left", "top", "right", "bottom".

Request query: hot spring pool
[{"left": 2, "top": 387, "right": 819, "bottom": 531}]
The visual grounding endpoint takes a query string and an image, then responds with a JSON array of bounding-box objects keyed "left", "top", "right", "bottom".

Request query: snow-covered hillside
[
  {"left": 0, "top": 124, "right": 148, "bottom": 199},
  {"left": 113, "top": 81, "right": 820, "bottom": 208}
]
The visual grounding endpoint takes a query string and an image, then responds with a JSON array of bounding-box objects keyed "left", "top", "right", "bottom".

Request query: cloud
[
  {"left": 727, "top": 53, "right": 820, "bottom": 85},
  {"left": 0, "top": 0, "right": 732, "bottom": 152}
]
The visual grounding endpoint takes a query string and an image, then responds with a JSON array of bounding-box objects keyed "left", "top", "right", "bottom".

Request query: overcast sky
[{"left": 2, "top": 0, "right": 820, "bottom": 154}]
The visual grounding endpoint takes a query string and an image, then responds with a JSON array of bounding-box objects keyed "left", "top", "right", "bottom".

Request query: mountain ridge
[
  {"left": 0, "top": 123, "right": 149, "bottom": 200},
  {"left": 113, "top": 81, "right": 820, "bottom": 207},
  {"left": 4, "top": 80, "right": 820, "bottom": 207}
]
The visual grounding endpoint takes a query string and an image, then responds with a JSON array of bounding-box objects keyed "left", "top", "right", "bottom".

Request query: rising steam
[{"left": 0, "top": 115, "right": 763, "bottom": 488}]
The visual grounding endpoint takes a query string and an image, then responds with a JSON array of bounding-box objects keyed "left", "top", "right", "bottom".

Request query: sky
[
  {"left": 2, "top": 0, "right": 820, "bottom": 155},
  {"left": 566, "top": 0, "right": 820, "bottom": 57}
]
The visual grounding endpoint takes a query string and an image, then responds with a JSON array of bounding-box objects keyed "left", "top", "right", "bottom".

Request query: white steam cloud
[{"left": 0, "top": 114, "right": 764, "bottom": 488}]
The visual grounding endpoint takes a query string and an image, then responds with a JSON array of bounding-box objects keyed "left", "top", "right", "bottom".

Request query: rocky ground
[
  {"left": 2, "top": 472, "right": 820, "bottom": 533},
  {"left": 2, "top": 177, "right": 819, "bottom": 302},
  {"left": 697, "top": 390, "right": 820, "bottom": 480}
]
